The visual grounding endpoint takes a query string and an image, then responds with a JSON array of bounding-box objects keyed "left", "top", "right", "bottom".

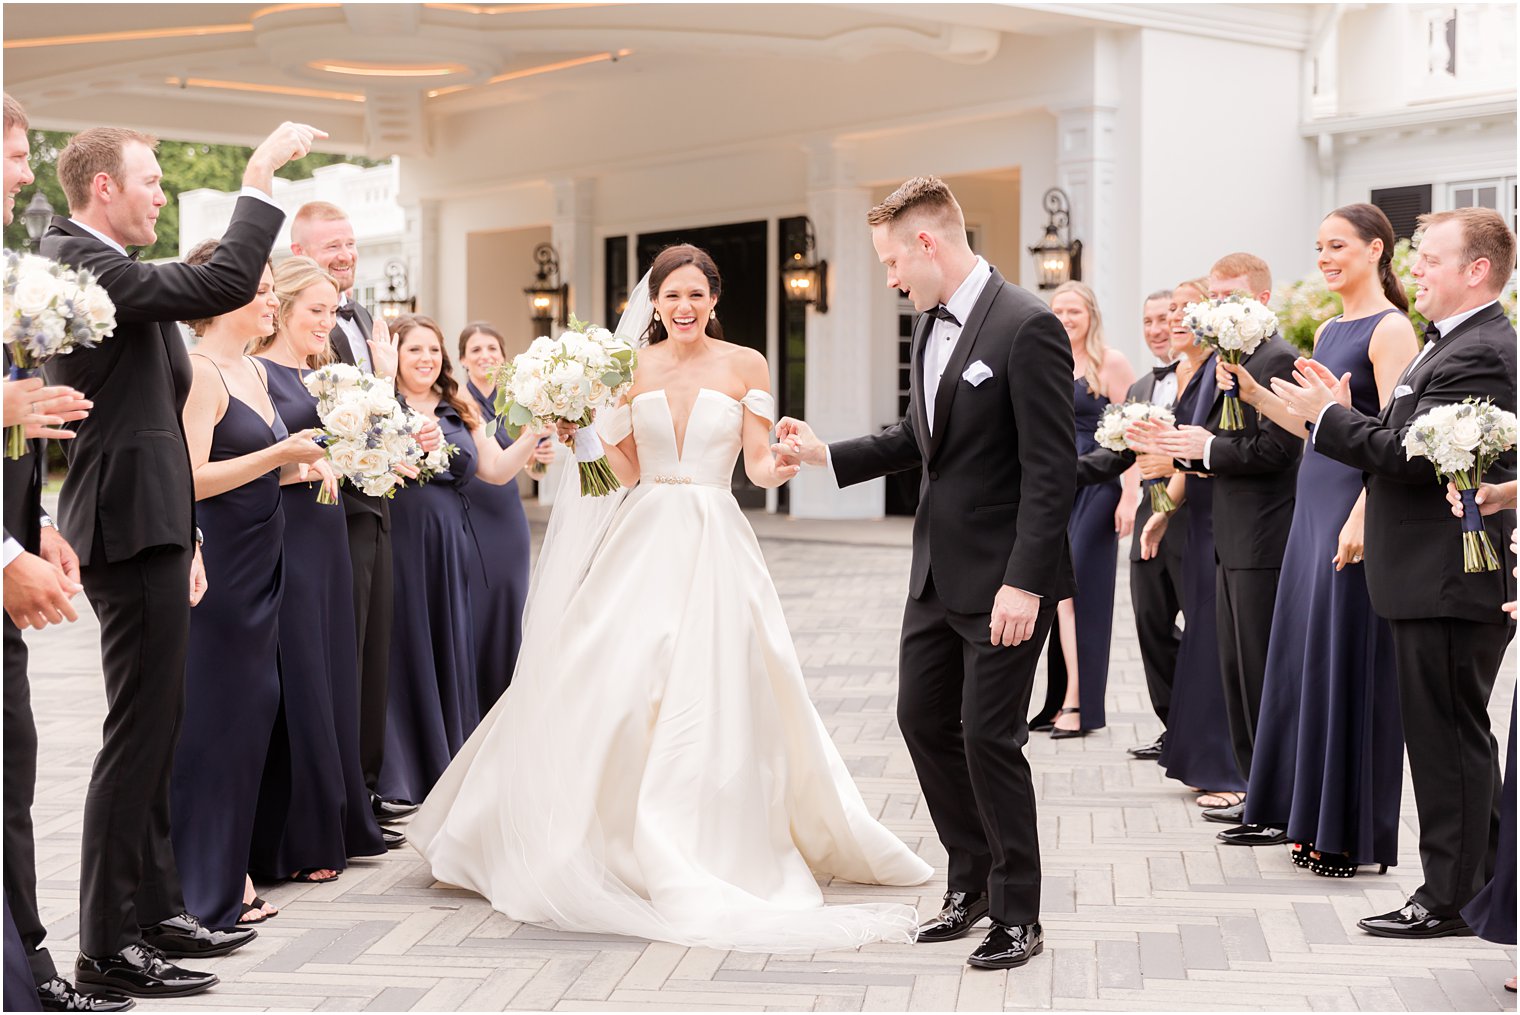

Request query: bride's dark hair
[{"left": 642, "top": 244, "right": 725, "bottom": 345}]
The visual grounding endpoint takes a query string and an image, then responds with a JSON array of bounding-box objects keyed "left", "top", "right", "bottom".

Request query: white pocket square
[
  {"left": 1392, "top": 384, "right": 1414, "bottom": 398},
  {"left": 962, "top": 360, "right": 994, "bottom": 386}
]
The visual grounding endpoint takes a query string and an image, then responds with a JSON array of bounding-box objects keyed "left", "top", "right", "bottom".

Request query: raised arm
[{"left": 473, "top": 423, "right": 549, "bottom": 485}]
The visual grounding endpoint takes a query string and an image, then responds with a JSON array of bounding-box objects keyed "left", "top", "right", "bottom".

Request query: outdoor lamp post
[
  {"left": 781, "top": 217, "right": 829, "bottom": 313},
  {"left": 22, "top": 191, "right": 54, "bottom": 251},
  {"left": 1028, "top": 187, "right": 1083, "bottom": 290},
  {"left": 524, "top": 242, "right": 569, "bottom": 337},
  {"left": 376, "top": 259, "right": 416, "bottom": 319}
]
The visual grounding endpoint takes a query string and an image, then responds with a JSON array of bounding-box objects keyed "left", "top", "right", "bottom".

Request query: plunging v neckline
[{"left": 634, "top": 387, "right": 740, "bottom": 463}]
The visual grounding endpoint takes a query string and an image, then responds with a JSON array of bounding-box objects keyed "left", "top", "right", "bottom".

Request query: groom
[{"left": 778, "top": 176, "right": 1074, "bottom": 969}]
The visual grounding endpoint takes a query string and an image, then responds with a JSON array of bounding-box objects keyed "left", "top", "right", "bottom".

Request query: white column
[
  {"left": 788, "top": 139, "right": 884, "bottom": 520},
  {"left": 1054, "top": 105, "right": 1120, "bottom": 323},
  {"left": 404, "top": 197, "right": 438, "bottom": 319},
  {"left": 550, "top": 177, "right": 596, "bottom": 323}
]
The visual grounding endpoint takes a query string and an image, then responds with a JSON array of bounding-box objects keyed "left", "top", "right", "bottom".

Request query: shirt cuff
[
  {"left": 3, "top": 537, "right": 23, "bottom": 569},
  {"left": 1202, "top": 435, "right": 1215, "bottom": 471},
  {"left": 239, "top": 185, "right": 282, "bottom": 209},
  {"left": 1013, "top": 587, "right": 1041, "bottom": 599},
  {"left": 1311, "top": 402, "right": 1337, "bottom": 445}
]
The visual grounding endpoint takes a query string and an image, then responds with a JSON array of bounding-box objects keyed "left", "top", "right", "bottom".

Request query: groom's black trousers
[{"left": 898, "top": 574, "right": 1056, "bottom": 926}]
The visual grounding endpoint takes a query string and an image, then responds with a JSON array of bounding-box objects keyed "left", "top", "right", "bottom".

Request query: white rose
[
  {"left": 324, "top": 401, "right": 371, "bottom": 439},
  {"left": 11, "top": 273, "right": 57, "bottom": 317},
  {"left": 83, "top": 285, "right": 115, "bottom": 328},
  {"left": 328, "top": 441, "right": 363, "bottom": 475},
  {"left": 360, "top": 472, "right": 399, "bottom": 497},
  {"left": 1449, "top": 415, "right": 1483, "bottom": 451},
  {"left": 353, "top": 448, "right": 391, "bottom": 477}
]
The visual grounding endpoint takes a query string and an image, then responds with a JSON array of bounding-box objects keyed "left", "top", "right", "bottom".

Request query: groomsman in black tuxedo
[
  {"left": 780, "top": 177, "right": 1075, "bottom": 970},
  {"left": 1075, "top": 290, "right": 1186, "bottom": 759},
  {"left": 290, "top": 202, "right": 413, "bottom": 834},
  {"left": 1135, "top": 254, "right": 1302, "bottom": 844},
  {"left": 2, "top": 93, "right": 131, "bottom": 1014},
  {"left": 1276, "top": 207, "right": 1516, "bottom": 939},
  {"left": 42, "top": 120, "right": 323, "bottom": 998}
]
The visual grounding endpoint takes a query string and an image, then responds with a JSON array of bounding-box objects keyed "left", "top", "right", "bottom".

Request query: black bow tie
[
  {"left": 1152, "top": 361, "right": 1179, "bottom": 380},
  {"left": 1423, "top": 320, "right": 1441, "bottom": 344},
  {"left": 336, "top": 302, "right": 358, "bottom": 322},
  {"left": 929, "top": 305, "right": 960, "bottom": 327}
]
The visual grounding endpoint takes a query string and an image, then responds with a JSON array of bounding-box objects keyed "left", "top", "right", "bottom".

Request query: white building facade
[{"left": 9, "top": 2, "right": 1515, "bottom": 517}]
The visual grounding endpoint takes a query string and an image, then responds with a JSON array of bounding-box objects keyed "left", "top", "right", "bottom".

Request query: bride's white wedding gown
[{"left": 410, "top": 387, "right": 932, "bottom": 952}]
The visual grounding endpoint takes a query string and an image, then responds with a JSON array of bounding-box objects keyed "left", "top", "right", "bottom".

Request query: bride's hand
[{"left": 555, "top": 418, "right": 579, "bottom": 443}]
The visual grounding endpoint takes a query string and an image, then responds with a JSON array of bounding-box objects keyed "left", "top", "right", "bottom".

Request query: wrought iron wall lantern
[
  {"left": 376, "top": 258, "right": 417, "bottom": 319},
  {"left": 525, "top": 242, "right": 569, "bottom": 334},
  {"left": 1028, "top": 187, "right": 1083, "bottom": 290},
  {"left": 782, "top": 218, "right": 829, "bottom": 314}
]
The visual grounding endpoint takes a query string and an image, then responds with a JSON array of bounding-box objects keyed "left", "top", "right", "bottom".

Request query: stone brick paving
[{"left": 19, "top": 510, "right": 1516, "bottom": 1010}]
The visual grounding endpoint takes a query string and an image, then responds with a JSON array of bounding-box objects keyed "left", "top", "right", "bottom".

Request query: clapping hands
[{"left": 1269, "top": 357, "right": 1352, "bottom": 421}]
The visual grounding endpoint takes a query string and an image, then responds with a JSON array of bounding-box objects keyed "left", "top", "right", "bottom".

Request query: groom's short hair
[
  {"left": 57, "top": 127, "right": 157, "bottom": 213},
  {"left": 867, "top": 176, "right": 965, "bottom": 234}
]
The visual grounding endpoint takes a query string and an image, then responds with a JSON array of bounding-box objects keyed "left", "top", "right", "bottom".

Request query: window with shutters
[
  {"left": 1449, "top": 177, "right": 1517, "bottom": 232},
  {"left": 1370, "top": 185, "right": 1434, "bottom": 240}
]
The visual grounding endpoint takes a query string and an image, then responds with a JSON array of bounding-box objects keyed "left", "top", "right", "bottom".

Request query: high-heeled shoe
[
  {"left": 1308, "top": 851, "right": 1387, "bottom": 878},
  {"left": 1289, "top": 841, "right": 1313, "bottom": 869},
  {"left": 1049, "top": 707, "right": 1088, "bottom": 740}
]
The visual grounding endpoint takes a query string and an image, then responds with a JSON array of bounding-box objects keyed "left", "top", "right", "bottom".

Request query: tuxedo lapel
[
  {"left": 909, "top": 311, "right": 933, "bottom": 454},
  {"left": 927, "top": 269, "right": 1002, "bottom": 461}
]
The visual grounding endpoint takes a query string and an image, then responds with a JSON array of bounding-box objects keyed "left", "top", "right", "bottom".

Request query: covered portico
[{"left": 5, "top": 3, "right": 1316, "bottom": 517}]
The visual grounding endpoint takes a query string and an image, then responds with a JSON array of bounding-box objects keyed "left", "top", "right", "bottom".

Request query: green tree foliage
[{"left": 4, "top": 129, "right": 382, "bottom": 260}]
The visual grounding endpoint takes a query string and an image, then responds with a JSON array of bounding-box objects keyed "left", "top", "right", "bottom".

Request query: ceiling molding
[
  {"left": 1302, "top": 96, "right": 1518, "bottom": 139},
  {"left": 1008, "top": 3, "right": 1314, "bottom": 50}
]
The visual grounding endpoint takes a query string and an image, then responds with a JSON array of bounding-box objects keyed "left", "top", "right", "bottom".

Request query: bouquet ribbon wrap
[{"left": 1458, "top": 487, "right": 1485, "bottom": 535}]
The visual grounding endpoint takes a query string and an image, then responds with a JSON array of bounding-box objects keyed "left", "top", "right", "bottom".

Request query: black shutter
[{"left": 1370, "top": 184, "right": 1433, "bottom": 240}]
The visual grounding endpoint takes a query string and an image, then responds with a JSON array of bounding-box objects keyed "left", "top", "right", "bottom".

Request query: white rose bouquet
[
  {"left": 2, "top": 249, "right": 117, "bottom": 458},
  {"left": 1403, "top": 397, "right": 1518, "bottom": 572},
  {"left": 1094, "top": 400, "right": 1178, "bottom": 513},
  {"left": 491, "top": 316, "right": 637, "bottom": 496},
  {"left": 1182, "top": 295, "right": 1280, "bottom": 430},
  {"left": 302, "top": 364, "right": 431, "bottom": 504}
]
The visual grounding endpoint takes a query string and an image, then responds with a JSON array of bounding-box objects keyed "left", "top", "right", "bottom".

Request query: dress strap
[
  {"left": 740, "top": 389, "right": 775, "bottom": 425},
  {"left": 597, "top": 403, "right": 634, "bottom": 445},
  {"left": 189, "top": 352, "right": 231, "bottom": 397}
]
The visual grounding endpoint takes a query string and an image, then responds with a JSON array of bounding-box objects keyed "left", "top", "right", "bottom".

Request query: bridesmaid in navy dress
[
  {"left": 1230, "top": 205, "right": 1418, "bottom": 876},
  {"left": 456, "top": 322, "right": 548, "bottom": 712},
  {"left": 4, "top": 897, "right": 38, "bottom": 1011},
  {"left": 1138, "top": 281, "right": 1246, "bottom": 799},
  {"left": 171, "top": 248, "right": 329, "bottom": 928},
  {"left": 251, "top": 256, "right": 389, "bottom": 882},
  {"left": 379, "top": 315, "right": 548, "bottom": 804},
  {"left": 1036, "top": 281, "right": 1136, "bottom": 737}
]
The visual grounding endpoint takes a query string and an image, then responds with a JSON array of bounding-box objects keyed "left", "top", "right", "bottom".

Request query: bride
[{"left": 410, "top": 244, "right": 932, "bottom": 951}]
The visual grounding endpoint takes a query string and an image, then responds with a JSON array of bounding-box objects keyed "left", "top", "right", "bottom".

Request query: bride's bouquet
[
  {"left": 2, "top": 249, "right": 116, "bottom": 458},
  {"left": 1403, "top": 396, "right": 1518, "bottom": 572},
  {"left": 1094, "top": 400, "right": 1178, "bottom": 513},
  {"left": 1182, "top": 295, "right": 1279, "bottom": 430},
  {"left": 491, "top": 316, "right": 637, "bottom": 496},
  {"left": 303, "top": 364, "right": 437, "bottom": 503}
]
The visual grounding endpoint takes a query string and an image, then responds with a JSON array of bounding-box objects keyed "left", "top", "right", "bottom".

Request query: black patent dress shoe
[
  {"left": 1201, "top": 801, "right": 1246, "bottom": 824},
  {"left": 74, "top": 944, "right": 217, "bottom": 999},
  {"left": 1127, "top": 736, "right": 1164, "bottom": 760},
  {"left": 966, "top": 921, "right": 1044, "bottom": 969},
  {"left": 371, "top": 794, "right": 418, "bottom": 822},
  {"left": 916, "top": 891, "right": 990, "bottom": 942},
  {"left": 382, "top": 827, "right": 408, "bottom": 849},
  {"left": 140, "top": 912, "right": 256, "bottom": 958},
  {"left": 37, "top": 976, "right": 136, "bottom": 1011},
  {"left": 1216, "top": 823, "right": 1287, "bottom": 846},
  {"left": 1357, "top": 900, "right": 1474, "bottom": 939}
]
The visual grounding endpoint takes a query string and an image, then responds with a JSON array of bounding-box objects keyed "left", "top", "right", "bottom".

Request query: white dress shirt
[
  {"left": 924, "top": 257, "right": 993, "bottom": 434},
  {"left": 335, "top": 294, "right": 374, "bottom": 373},
  {"left": 1150, "top": 360, "right": 1179, "bottom": 409}
]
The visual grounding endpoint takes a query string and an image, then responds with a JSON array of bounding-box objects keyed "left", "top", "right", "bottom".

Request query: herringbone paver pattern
[{"left": 20, "top": 509, "right": 1517, "bottom": 1011}]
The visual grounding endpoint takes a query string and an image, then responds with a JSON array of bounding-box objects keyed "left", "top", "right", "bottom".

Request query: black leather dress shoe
[
  {"left": 916, "top": 891, "right": 990, "bottom": 942},
  {"left": 966, "top": 921, "right": 1044, "bottom": 969},
  {"left": 371, "top": 794, "right": 417, "bottom": 822},
  {"left": 1357, "top": 900, "right": 1474, "bottom": 939},
  {"left": 37, "top": 976, "right": 136, "bottom": 1011},
  {"left": 74, "top": 944, "right": 217, "bottom": 999},
  {"left": 140, "top": 912, "right": 256, "bottom": 958},
  {"left": 1216, "top": 823, "right": 1287, "bottom": 846},
  {"left": 1127, "top": 736, "right": 1164, "bottom": 760},
  {"left": 1201, "top": 801, "right": 1245, "bottom": 824},
  {"left": 382, "top": 827, "right": 408, "bottom": 849}
]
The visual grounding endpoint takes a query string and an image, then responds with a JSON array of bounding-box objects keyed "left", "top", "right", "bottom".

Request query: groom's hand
[
  {"left": 989, "top": 585, "right": 1038, "bottom": 647},
  {"left": 775, "top": 417, "right": 827, "bottom": 467}
]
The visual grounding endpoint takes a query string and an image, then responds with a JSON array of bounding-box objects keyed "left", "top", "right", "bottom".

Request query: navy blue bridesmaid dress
[
  {"left": 1244, "top": 311, "right": 1402, "bottom": 866},
  {"left": 1035, "top": 377, "right": 1121, "bottom": 731},
  {"left": 1159, "top": 357, "right": 1246, "bottom": 793},
  {"left": 1462, "top": 694, "right": 1516, "bottom": 944},
  {"left": 3, "top": 896, "right": 38, "bottom": 1011},
  {"left": 253, "top": 360, "right": 386, "bottom": 873},
  {"left": 171, "top": 357, "right": 285, "bottom": 928},
  {"left": 464, "top": 379, "right": 532, "bottom": 712},
  {"left": 378, "top": 403, "right": 483, "bottom": 804}
]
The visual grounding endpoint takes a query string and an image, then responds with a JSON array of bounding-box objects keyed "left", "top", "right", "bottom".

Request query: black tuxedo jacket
[
  {"left": 1315, "top": 301, "right": 1517, "bottom": 622},
  {"left": 39, "top": 197, "right": 283, "bottom": 565},
  {"left": 830, "top": 268, "right": 1076, "bottom": 614},
  {"left": 1190, "top": 336, "right": 1303, "bottom": 570},
  {"left": 330, "top": 299, "right": 388, "bottom": 526},
  {"left": 1074, "top": 368, "right": 1178, "bottom": 562}
]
